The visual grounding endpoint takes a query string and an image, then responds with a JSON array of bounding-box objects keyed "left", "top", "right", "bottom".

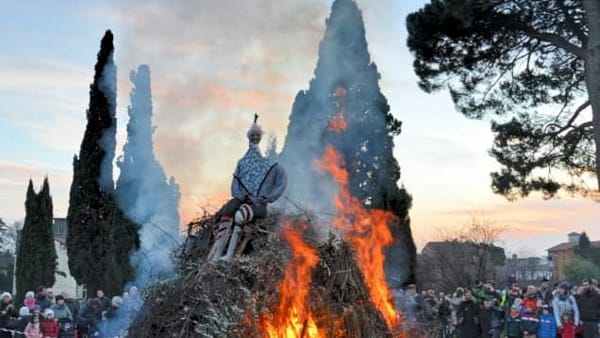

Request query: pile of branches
[{"left": 128, "top": 211, "right": 392, "bottom": 338}]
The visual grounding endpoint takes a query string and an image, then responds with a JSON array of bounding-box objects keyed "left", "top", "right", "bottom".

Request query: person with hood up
[
  {"left": 23, "top": 292, "right": 36, "bottom": 311},
  {"left": 210, "top": 114, "right": 287, "bottom": 262},
  {"left": 505, "top": 304, "right": 522, "bottom": 338},
  {"left": 40, "top": 309, "right": 58, "bottom": 338},
  {"left": 0, "top": 292, "right": 17, "bottom": 338},
  {"left": 14, "top": 306, "right": 32, "bottom": 338},
  {"left": 553, "top": 282, "right": 580, "bottom": 335}
]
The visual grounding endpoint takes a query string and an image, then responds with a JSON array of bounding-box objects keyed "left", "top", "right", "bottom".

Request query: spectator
[
  {"left": 574, "top": 278, "right": 600, "bottom": 338},
  {"left": 50, "top": 295, "right": 72, "bottom": 321},
  {"left": 23, "top": 292, "right": 36, "bottom": 311},
  {"left": 537, "top": 277, "right": 554, "bottom": 308},
  {"left": 41, "top": 309, "right": 58, "bottom": 338},
  {"left": 24, "top": 309, "right": 43, "bottom": 338},
  {"left": 96, "top": 290, "right": 110, "bottom": 312},
  {"left": 480, "top": 298, "right": 504, "bottom": 338},
  {"left": 35, "top": 287, "right": 50, "bottom": 311},
  {"left": 45, "top": 289, "right": 54, "bottom": 306},
  {"left": 14, "top": 306, "right": 31, "bottom": 338},
  {"left": 61, "top": 292, "right": 78, "bottom": 323},
  {"left": 520, "top": 301, "right": 540, "bottom": 338},
  {"left": 78, "top": 298, "right": 101, "bottom": 337},
  {"left": 456, "top": 289, "right": 481, "bottom": 338},
  {"left": 553, "top": 282, "right": 581, "bottom": 332},
  {"left": 537, "top": 304, "right": 557, "bottom": 338},
  {"left": 0, "top": 292, "right": 17, "bottom": 338},
  {"left": 505, "top": 304, "right": 522, "bottom": 338},
  {"left": 522, "top": 285, "right": 540, "bottom": 314}
]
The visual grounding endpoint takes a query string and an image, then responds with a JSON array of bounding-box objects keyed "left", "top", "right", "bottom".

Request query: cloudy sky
[{"left": 1, "top": 0, "right": 598, "bottom": 256}]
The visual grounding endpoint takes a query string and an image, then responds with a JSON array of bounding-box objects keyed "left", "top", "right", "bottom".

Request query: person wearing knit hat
[
  {"left": 0, "top": 292, "right": 17, "bottom": 338},
  {"left": 553, "top": 281, "right": 580, "bottom": 334},
  {"left": 209, "top": 114, "right": 287, "bottom": 262},
  {"left": 15, "top": 306, "right": 32, "bottom": 338}
]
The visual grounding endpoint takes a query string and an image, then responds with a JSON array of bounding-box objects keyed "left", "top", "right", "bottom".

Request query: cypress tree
[
  {"left": 279, "top": 0, "right": 416, "bottom": 286},
  {"left": 67, "top": 31, "right": 139, "bottom": 296},
  {"left": 16, "top": 178, "right": 58, "bottom": 301}
]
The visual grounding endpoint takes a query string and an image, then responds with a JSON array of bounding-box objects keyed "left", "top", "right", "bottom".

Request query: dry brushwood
[{"left": 128, "top": 211, "right": 393, "bottom": 338}]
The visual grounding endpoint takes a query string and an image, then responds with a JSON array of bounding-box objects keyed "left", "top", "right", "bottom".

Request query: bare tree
[{"left": 418, "top": 216, "right": 508, "bottom": 292}]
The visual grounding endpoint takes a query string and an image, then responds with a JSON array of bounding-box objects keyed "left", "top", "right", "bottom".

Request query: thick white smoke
[
  {"left": 116, "top": 64, "right": 181, "bottom": 288},
  {"left": 98, "top": 51, "right": 117, "bottom": 192}
]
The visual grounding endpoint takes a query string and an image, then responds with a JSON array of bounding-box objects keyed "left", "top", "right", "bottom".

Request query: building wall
[
  {"left": 52, "top": 240, "right": 83, "bottom": 298},
  {"left": 551, "top": 249, "right": 575, "bottom": 281}
]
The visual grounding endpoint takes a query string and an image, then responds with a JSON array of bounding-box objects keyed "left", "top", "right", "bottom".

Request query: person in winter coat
[
  {"left": 14, "top": 306, "right": 32, "bottom": 338},
  {"left": 49, "top": 296, "right": 71, "bottom": 321},
  {"left": 520, "top": 303, "right": 540, "bottom": 338},
  {"left": 35, "top": 287, "right": 51, "bottom": 311},
  {"left": 78, "top": 298, "right": 101, "bottom": 338},
  {"left": 210, "top": 114, "right": 287, "bottom": 261},
  {"left": 553, "top": 282, "right": 581, "bottom": 332},
  {"left": 505, "top": 305, "right": 522, "bottom": 338},
  {"left": 574, "top": 278, "right": 600, "bottom": 338},
  {"left": 40, "top": 309, "right": 58, "bottom": 338},
  {"left": 0, "top": 292, "right": 17, "bottom": 338},
  {"left": 23, "top": 292, "right": 36, "bottom": 311},
  {"left": 521, "top": 285, "right": 541, "bottom": 314},
  {"left": 537, "top": 277, "right": 554, "bottom": 310},
  {"left": 538, "top": 304, "right": 557, "bottom": 338},
  {"left": 480, "top": 298, "right": 504, "bottom": 338},
  {"left": 24, "top": 311, "right": 43, "bottom": 338},
  {"left": 456, "top": 290, "right": 481, "bottom": 338}
]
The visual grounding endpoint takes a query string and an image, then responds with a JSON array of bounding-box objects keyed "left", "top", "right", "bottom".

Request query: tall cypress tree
[
  {"left": 279, "top": 0, "right": 416, "bottom": 286},
  {"left": 67, "top": 31, "right": 139, "bottom": 296},
  {"left": 16, "top": 178, "right": 57, "bottom": 301}
]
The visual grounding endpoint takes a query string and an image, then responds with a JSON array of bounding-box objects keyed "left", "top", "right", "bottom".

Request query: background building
[{"left": 547, "top": 232, "right": 600, "bottom": 281}]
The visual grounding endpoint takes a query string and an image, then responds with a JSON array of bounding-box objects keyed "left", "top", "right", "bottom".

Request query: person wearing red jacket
[{"left": 40, "top": 309, "right": 58, "bottom": 338}]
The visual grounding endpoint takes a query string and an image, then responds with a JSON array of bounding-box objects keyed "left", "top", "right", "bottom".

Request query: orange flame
[
  {"left": 328, "top": 86, "right": 348, "bottom": 132},
  {"left": 316, "top": 145, "right": 401, "bottom": 332},
  {"left": 260, "top": 221, "right": 324, "bottom": 338}
]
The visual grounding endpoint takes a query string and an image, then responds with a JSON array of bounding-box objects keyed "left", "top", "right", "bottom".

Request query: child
[
  {"left": 537, "top": 304, "right": 557, "bottom": 338},
  {"left": 40, "top": 309, "right": 58, "bottom": 338},
  {"left": 520, "top": 304, "right": 540, "bottom": 338},
  {"left": 557, "top": 313, "right": 576, "bottom": 338},
  {"left": 505, "top": 305, "right": 522, "bottom": 338},
  {"left": 24, "top": 309, "right": 43, "bottom": 338}
]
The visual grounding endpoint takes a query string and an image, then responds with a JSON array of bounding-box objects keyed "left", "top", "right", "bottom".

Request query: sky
[{"left": 0, "top": 0, "right": 598, "bottom": 257}]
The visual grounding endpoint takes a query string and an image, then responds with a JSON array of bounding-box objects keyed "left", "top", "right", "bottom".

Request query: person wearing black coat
[
  {"left": 13, "top": 306, "right": 32, "bottom": 338},
  {"left": 574, "top": 279, "right": 600, "bottom": 338},
  {"left": 480, "top": 299, "right": 504, "bottom": 338},
  {"left": 0, "top": 292, "right": 17, "bottom": 338},
  {"left": 457, "top": 290, "right": 482, "bottom": 338}
]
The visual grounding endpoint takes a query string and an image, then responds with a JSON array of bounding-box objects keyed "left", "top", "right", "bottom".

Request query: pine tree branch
[
  {"left": 556, "top": 1, "right": 588, "bottom": 46},
  {"left": 518, "top": 25, "right": 586, "bottom": 59}
]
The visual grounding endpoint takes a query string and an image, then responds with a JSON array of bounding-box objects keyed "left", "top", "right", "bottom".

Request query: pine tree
[
  {"left": 406, "top": 0, "right": 600, "bottom": 196},
  {"left": 67, "top": 31, "right": 139, "bottom": 296},
  {"left": 279, "top": 0, "right": 416, "bottom": 286},
  {"left": 16, "top": 178, "right": 58, "bottom": 301}
]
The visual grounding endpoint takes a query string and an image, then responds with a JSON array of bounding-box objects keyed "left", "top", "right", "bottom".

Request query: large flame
[
  {"left": 316, "top": 145, "right": 401, "bottom": 332},
  {"left": 328, "top": 86, "right": 348, "bottom": 132},
  {"left": 260, "top": 221, "right": 324, "bottom": 338}
]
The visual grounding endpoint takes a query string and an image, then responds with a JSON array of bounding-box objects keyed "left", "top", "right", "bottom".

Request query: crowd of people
[
  {"left": 0, "top": 286, "right": 141, "bottom": 338},
  {"left": 397, "top": 277, "right": 600, "bottom": 338}
]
